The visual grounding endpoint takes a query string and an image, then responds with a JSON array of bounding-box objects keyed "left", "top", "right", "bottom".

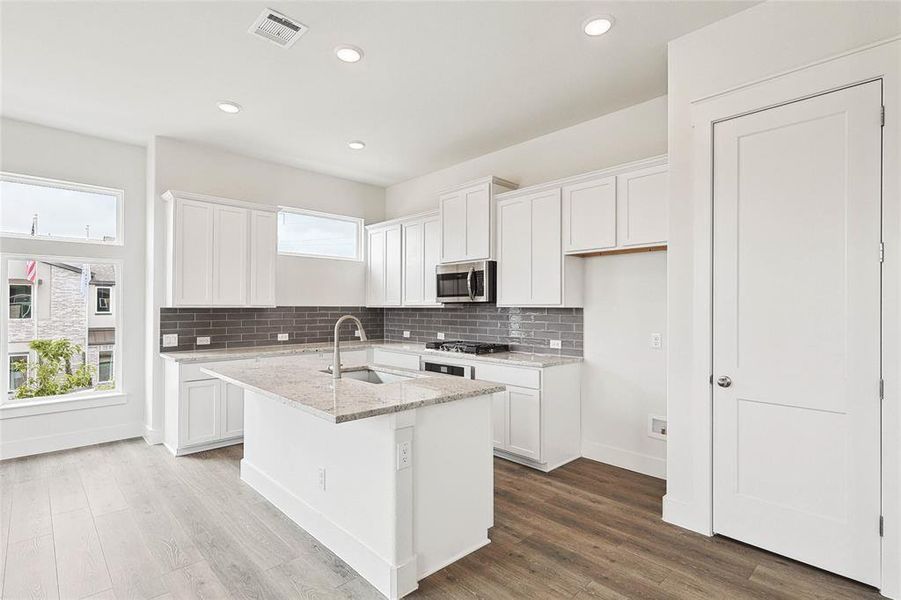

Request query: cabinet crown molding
[
  {"left": 161, "top": 189, "right": 279, "bottom": 213},
  {"left": 366, "top": 209, "right": 439, "bottom": 230},
  {"left": 439, "top": 175, "right": 518, "bottom": 195},
  {"left": 495, "top": 154, "right": 667, "bottom": 201}
]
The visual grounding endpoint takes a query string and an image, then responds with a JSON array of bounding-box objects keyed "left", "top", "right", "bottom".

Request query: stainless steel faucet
[{"left": 331, "top": 315, "right": 368, "bottom": 379}]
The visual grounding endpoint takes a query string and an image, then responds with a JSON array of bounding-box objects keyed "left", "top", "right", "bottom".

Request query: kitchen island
[{"left": 201, "top": 354, "right": 505, "bottom": 600}]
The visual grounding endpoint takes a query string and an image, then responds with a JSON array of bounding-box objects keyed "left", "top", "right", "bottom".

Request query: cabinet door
[
  {"left": 529, "top": 190, "right": 562, "bottom": 306},
  {"left": 440, "top": 190, "right": 466, "bottom": 262},
  {"left": 422, "top": 216, "right": 441, "bottom": 305},
  {"left": 212, "top": 205, "right": 248, "bottom": 305},
  {"left": 403, "top": 221, "right": 424, "bottom": 305},
  {"left": 249, "top": 210, "right": 277, "bottom": 306},
  {"left": 617, "top": 164, "right": 667, "bottom": 247},
  {"left": 181, "top": 379, "right": 220, "bottom": 447},
  {"left": 497, "top": 198, "right": 532, "bottom": 305},
  {"left": 221, "top": 382, "right": 244, "bottom": 439},
  {"left": 464, "top": 183, "right": 491, "bottom": 259},
  {"left": 366, "top": 228, "right": 386, "bottom": 306},
  {"left": 562, "top": 176, "right": 617, "bottom": 252},
  {"left": 174, "top": 199, "right": 214, "bottom": 305},
  {"left": 385, "top": 224, "right": 402, "bottom": 306},
  {"left": 507, "top": 386, "right": 541, "bottom": 461},
  {"left": 491, "top": 392, "right": 509, "bottom": 450}
]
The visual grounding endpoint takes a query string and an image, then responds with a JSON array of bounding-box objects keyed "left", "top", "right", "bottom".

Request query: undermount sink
[{"left": 323, "top": 367, "right": 416, "bottom": 385}]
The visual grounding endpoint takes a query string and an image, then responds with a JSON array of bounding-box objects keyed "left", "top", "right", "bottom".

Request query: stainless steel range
[{"left": 425, "top": 340, "right": 510, "bottom": 355}]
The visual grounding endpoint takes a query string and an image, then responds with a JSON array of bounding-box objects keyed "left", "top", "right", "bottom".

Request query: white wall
[
  {"left": 0, "top": 118, "right": 147, "bottom": 457},
  {"left": 384, "top": 96, "right": 669, "bottom": 478},
  {"left": 144, "top": 137, "right": 385, "bottom": 441}
]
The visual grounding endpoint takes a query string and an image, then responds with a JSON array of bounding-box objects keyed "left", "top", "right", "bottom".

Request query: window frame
[
  {"left": 7, "top": 352, "right": 28, "bottom": 393},
  {"left": 276, "top": 206, "right": 363, "bottom": 262},
  {"left": 95, "top": 285, "right": 112, "bottom": 315},
  {"left": 0, "top": 172, "right": 125, "bottom": 246},
  {"left": 9, "top": 283, "right": 33, "bottom": 320}
]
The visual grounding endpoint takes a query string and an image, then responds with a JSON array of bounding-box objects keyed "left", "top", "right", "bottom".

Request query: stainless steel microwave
[{"left": 436, "top": 260, "right": 496, "bottom": 303}]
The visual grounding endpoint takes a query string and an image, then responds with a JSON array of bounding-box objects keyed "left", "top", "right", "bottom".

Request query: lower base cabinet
[{"left": 496, "top": 386, "right": 541, "bottom": 461}]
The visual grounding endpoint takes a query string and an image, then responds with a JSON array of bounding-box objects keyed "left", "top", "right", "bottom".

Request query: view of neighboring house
[{"left": 7, "top": 259, "right": 117, "bottom": 396}]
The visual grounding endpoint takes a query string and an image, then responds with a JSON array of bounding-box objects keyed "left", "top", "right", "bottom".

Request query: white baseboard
[
  {"left": 0, "top": 421, "right": 144, "bottom": 460},
  {"left": 662, "top": 494, "right": 712, "bottom": 536},
  {"left": 143, "top": 424, "right": 163, "bottom": 445},
  {"left": 241, "top": 458, "right": 415, "bottom": 600},
  {"left": 581, "top": 440, "right": 666, "bottom": 479}
]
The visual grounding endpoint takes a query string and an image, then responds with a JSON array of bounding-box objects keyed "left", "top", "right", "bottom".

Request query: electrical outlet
[
  {"left": 403, "top": 330, "right": 411, "bottom": 338},
  {"left": 162, "top": 334, "right": 178, "bottom": 347},
  {"left": 549, "top": 339, "right": 562, "bottom": 349},
  {"left": 354, "top": 329, "right": 362, "bottom": 338},
  {"left": 318, "top": 467, "right": 326, "bottom": 491},
  {"left": 277, "top": 333, "right": 289, "bottom": 341},
  {"left": 396, "top": 441, "right": 412, "bottom": 470},
  {"left": 649, "top": 416, "right": 667, "bottom": 440},
  {"left": 196, "top": 336, "right": 211, "bottom": 346},
  {"left": 650, "top": 333, "right": 662, "bottom": 349},
  {"left": 436, "top": 332, "right": 445, "bottom": 340}
]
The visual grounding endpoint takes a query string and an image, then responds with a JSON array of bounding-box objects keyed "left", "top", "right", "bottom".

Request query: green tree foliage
[{"left": 13, "top": 339, "right": 95, "bottom": 399}]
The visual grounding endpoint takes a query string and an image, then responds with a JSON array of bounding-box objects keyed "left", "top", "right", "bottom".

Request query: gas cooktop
[{"left": 425, "top": 340, "right": 510, "bottom": 355}]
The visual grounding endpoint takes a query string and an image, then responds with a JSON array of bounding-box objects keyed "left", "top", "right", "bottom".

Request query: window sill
[{"left": 0, "top": 391, "right": 127, "bottom": 420}]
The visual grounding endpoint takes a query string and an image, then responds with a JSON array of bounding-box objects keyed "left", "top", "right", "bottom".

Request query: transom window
[
  {"left": 277, "top": 208, "right": 362, "bottom": 261},
  {"left": 0, "top": 173, "right": 123, "bottom": 244}
]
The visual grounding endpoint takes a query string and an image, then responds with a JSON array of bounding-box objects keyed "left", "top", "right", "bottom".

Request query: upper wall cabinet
[
  {"left": 562, "top": 176, "right": 617, "bottom": 253},
  {"left": 616, "top": 163, "right": 668, "bottom": 247},
  {"left": 403, "top": 213, "right": 441, "bottom": 307},
  {"left": 439, "top": 176, "right": 517, "bottom": 263},
  {"left": 366, "top": 211, "right": 442, "bottom": 308},
  {"left": 366, "top": 223, "right": 402, "bottom": 307},
  {"left": 163, "top": 190, "right": 278, "bottom": 308}
]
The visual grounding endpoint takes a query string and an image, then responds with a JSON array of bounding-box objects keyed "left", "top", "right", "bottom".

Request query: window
[
  {"left": 8, "top": 354, "right": 27, "bottom": 392},
  {"left": 98, "top": 350, "right": 113, "bottom": 383},
  {"left": 0, "top": 173, "right": 122, "bottom": 244},
  {"left": 9, "top": 284, "right": 31, "bottom": 319},
  {"left": 277, "top": 208, "right": 362, "bottom": 261},
  {"left": 96, "top": 286, "right": 111, "bottom": 314}
]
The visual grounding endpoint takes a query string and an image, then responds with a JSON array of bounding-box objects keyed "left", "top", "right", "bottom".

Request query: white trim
[
  {"left": 161, "top": 189, "right": 278, "bottom": 213},
  {"left": 0, "top": 391, "right": 127, "bottom": 420},
  {"left": 0, "top": 420, "right": 143, "bottom": 460},
  {"left": 580, "top": 440, "right": 666, "bottom": 479},
  {"left": 142, "top": 425, "right": 163, "bottom": 445},
  {"left": 163, "top": 435, "right": 242, "bottom": 456},
  {"left": 0, "top": 171, "right": 125, "bottom": 246},
  {"left": 276, "top": 206, "right": 364, "bottom": 262}
]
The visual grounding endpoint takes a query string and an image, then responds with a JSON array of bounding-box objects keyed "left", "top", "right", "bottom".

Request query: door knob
[{"left": 717, "top": 376, "right": 732, "bottom": 388}]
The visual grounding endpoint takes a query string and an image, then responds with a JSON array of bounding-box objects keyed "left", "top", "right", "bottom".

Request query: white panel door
[
  {"left": 464, "top": 184, "right": 491, "bottom": 260},
  {"left": 174, "top": 199, "right": 214, "bottom": 305},
  {"left": 385, "top": 224, "right": 402, "bottom": 306},
  {"left": 403, "top": 221, "right": 424, "bottom": 305},
  {"left": 491, "top": 392, "right": 508, "bottom": 450},
  {"left": 182, "top": 379, "right": 220, "bottom": 447},
  {"left": 366, "top": 228, "right": 386, "bottom": 306},
  {"left": 497, "top": 198, "right": 531, "bottom": 305},
  {"left": 221, "top": 382, "right": 244, "bottom": 439},
  {"left": 530, "top": 190, "right": 562, "bottom": 306},
  {"left": 506, "top": 386, "right": 540, "bottom": 461},
  {"left": 562, "top": 176, "right": 616, "bottom": 252},
  {"left": 617, "top": 165, "right": 667, "bottom": 247},
  {"left": 712, "top": 81, "right": 881, "bottom": 586},
  {"left": 249, "top": 210, "right": 277, "bottom": 306},
  {"left": 212, "top": 205, "right": 248, "bottom": 305},
  {"left": 440, "top": 191, "right": 465, "bottom": 262},
  {"left": 422, "top": 216, "right": 441, "bottom": 305}
]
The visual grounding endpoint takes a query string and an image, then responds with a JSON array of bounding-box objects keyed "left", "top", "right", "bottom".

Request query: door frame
[{"left": 665, "top": 37, "right": 900, "bottom": 596}]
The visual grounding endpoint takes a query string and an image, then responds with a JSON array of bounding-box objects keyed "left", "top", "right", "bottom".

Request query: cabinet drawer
[
  {"left": 471, "top": 363, "right": 540, "bottom": 390},
  {"left": 372, "top": 349, "right": 421, "bottom": 370}
]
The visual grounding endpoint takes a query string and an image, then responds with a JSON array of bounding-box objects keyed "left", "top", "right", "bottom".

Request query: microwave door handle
[{"left": 467, "top": 267, "right": 475, "bottom": 300}]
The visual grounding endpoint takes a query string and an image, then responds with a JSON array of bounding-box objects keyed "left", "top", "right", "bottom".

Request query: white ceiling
[{"left": 1, "top": 1, "right": 754, "bottom": 187}]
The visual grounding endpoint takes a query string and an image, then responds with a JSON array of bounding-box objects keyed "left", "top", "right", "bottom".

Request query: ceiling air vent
[{"left": 249, "top": 8, "right": 308, "bottom": 48}]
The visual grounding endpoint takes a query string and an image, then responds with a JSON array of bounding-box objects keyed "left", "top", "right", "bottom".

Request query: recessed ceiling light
[
  {"left": 217, "top": 101, "right": 242, "bottom": 114},
  {"left": 335, "top": 45, "right": 364, "bottom": 63},
  {"left": 583, "top": 17, "right": 614, "bottom": 37},
  {"left": 348, "top": 140, "right": 366, "bottom": 150}
]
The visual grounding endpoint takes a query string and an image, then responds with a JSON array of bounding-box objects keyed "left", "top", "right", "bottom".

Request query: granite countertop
[
  {"left": 200, "top": 354, "right": 505, "bottom": 423},
  {"left": 161, "top": 340, "right": 581, "bottom": 368}
]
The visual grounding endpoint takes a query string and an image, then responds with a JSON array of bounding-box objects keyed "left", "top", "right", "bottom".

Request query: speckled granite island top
[{"left": 200, "top": 354, "right": 505, "bottom": 423}]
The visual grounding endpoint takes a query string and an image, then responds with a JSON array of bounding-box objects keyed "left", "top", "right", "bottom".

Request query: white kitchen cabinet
[
  {"left": 366, "top": 223, "right": 402, "bottom": 307},
  {"left": 562, "top": 175, "right": 616, "bottom": 252},
  {"left": 249, "top": 210, "right": 277, "bottom": 306},
  {"left": 182, "top": 379, "right": 220, "bottom": 447},
  {"left": 402, "top": 213, "right": 441, "bottom": 306},
  {"left": 163, "top": 190, "right": 278, "bottom": 307},
  {"left": 496, "top": 188, "right": 581, "bottom": 307},
  {"left": 616, "top": 163, "right": 668, "bottom": 247},
  {"left": 221, "top": 382, "right": 245, "bottom": 438},
  {"left": 501, "top": 386, "right": 541, "bottom": 461},
  {"left": 439, "top": 176, "right": 517, "bottom": 263}
]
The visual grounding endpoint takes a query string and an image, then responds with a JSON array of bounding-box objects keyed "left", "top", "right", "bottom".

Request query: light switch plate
[
  {"left": 318, "top": 467, "right": 326, "bottom": 491},
  {"left": 403, "top": 331, "right": 411, "bottom": 338},
  {"left": 549, "top": 339, "right": 562, "bottom": 349},
  {"left": 196, "top": 336, "right": 211, "bottom": 346},
  {"left": 650, "top": 333, "right": 662, "bottom": 349},
  {"left": 162, "top": 334, "right": 178, "bottom": 347},
  {"left": 436, "top": 332, "right": 445, "bottom": 340},
  {"left": 277, "top": 333, "right": 289, "bottom": 341}
]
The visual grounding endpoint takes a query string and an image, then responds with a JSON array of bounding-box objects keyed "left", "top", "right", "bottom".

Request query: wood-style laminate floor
[{"left": 0, "top": 439, "right": 881, "bottom": 600}]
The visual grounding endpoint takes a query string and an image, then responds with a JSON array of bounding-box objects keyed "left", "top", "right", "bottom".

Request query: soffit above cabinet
[{"left": 161, "top": 190, "right": 279, "bottom": 213}]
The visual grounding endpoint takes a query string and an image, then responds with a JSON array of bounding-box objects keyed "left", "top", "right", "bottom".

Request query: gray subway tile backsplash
[{"left": 160, "top": 304, "right": 582, "bottom": 356}]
